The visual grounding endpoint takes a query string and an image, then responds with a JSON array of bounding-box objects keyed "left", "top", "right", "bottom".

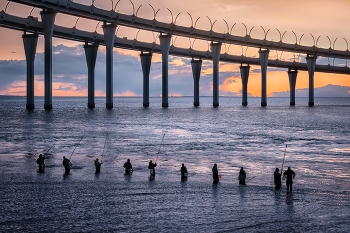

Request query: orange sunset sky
[{"left": 0, "top": 0, "right": 350, "bottom": 97}]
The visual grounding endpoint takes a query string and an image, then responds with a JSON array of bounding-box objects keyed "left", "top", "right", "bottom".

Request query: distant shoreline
[{"left": 1, "top": 95, "right": 350, "bottom": 98}]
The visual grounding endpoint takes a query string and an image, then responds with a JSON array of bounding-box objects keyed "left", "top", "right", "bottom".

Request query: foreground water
[{"left": 0, "top": 96, "right": 349, "bottom": 232}]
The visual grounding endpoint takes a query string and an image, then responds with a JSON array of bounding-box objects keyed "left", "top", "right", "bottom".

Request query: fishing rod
[
  {"left": 46, "top": 133, "right": 64, "bottom": 154},
  {"left": 101, "top": 133, "right": 108, "bottom": 163},
  {"left": 281, "top": 144, "right": 288, "bottom": 179},
  {"left": 155, "top": 133, "right": 166, "bottom": 164},
  {"left": 246, "top": 176, "right": 257, "bottom": 181},
  {"left": 69, "top": 136, "right": 84, "bottom": 160}
]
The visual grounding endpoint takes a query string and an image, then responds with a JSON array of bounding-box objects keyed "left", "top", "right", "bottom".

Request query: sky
[{"left": 0, "top": 0, "right": 350, "bottom": 97}]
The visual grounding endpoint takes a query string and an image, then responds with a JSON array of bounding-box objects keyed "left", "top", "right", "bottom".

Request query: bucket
[
  {"left": 184, "top": 172, "right": 188, "bottom": 177},
  {"left": 218, "top": 175, "right": 221, "bottom": 179},
  {"left": 149, "top": 169, "right": 154, "bottom": 175}
]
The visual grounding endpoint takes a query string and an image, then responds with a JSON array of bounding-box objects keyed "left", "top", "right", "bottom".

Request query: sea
[{"left": 0, "top": 96, "right": 349, "bottom": 232}]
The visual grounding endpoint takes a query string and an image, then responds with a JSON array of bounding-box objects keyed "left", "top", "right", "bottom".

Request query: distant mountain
[{"left": 272, "top": 84, "right": 350, "bottom": 97}]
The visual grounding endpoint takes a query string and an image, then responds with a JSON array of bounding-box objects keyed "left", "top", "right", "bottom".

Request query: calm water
[{"left": 0, "top": 96, "right": 350, "bottom": 232}]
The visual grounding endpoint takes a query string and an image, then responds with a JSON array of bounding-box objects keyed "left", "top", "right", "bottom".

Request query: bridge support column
[
  {"left": 259, "top": 49, "right": 269, "bottom": 107},
  {"left": 84, "top": 42, "right": 99, "bottom": 108},
  {"left": 140, "top": 51, "right": 152, "bottom": 107},
  {"left": 288, "top": 68, "right": 298, "bottom": 106},
  {"left": 306, "top": 54, "right": 317, "bottom": 106},
  {"left": 41, "top": 9, "right": 56, "bottom": 110},
  {"left": 240, "top": 65, "right": 250, "bottom": 106},
  {"left": 210, "top": 42, "right": 222, "bottom": 107},
  {"left": 191, "top": 58, "right": 202, "bottom": 107},
  {"left": 22, "top": 33, "right": 38, "bottom": 110},
  {"left": 102, "top": 22, "right": 117, "bottom": 109},
  {"left": 159, "top": 34, "right": 171, "bottom": 108}
]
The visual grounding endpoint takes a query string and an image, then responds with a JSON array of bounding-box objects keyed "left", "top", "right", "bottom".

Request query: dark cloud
[
  {"left": 296, "top": 55, "right": 348, "bottom": 67},
  {"left": 315, "top": 56, "right": 348, "bottom": 67},
  {"left": 252, "top": 67, "right": 286, "bottom": 73},
  {"left": 1, "top": 44, "right": 350, "bottom": 97},
  {"left": 0, "top": 60, "right": 26, "bottom": 87}
]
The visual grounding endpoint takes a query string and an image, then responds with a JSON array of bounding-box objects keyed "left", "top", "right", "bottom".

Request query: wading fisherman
[
  {"left": 36, "top": 154, "right": 45, "bottom": 173},
  {"left": 123, "top": 159, "right": 133, "bottom": 175},
  {"left": 148, "top": 160, "right": 157, "bottom": 178},
  {"left": 283, "top": 167, "right": 296, "bottom": 193},
  {"left": 212, "top": 164, "right": 219, "bottom": 184},
  {"left": 62, "top": 156, "right": 72, "bottom": 175},
  {"left": 180, "top": 163, "right": 188, "bottom": 181},
  {"left": 239, "top": 167, "right": 246, "bottom": 185},
  {"left": 274, "top": 168, "right": 282, "bottom": 189},
  {"left": 94, "top": 158, "right": 102, "bottom": 174}
]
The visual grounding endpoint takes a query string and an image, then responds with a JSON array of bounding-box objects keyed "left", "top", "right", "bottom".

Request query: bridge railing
[{"left": 7, "top": 0, "right": 350, "bottom": 60}]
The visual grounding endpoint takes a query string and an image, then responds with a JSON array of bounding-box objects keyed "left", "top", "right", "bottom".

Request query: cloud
[
  {"left": 0, "top": 60, "right": 26, "bottom": 87},
  {"left": 315, "top": 56, "right": 348, "bottom": 67},
  {"left": 0, "top": 44, "right": 203, "bottom": 96},
  {"left": 1, "top": 44, "right": 350, "bottom": 97},
  {"left": 252, "top": 67, "right": 286, "bottom": 73}
]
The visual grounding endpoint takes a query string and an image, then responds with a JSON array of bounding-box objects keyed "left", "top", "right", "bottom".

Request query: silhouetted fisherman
[
  {"left": 148, "top": 160, "right": 157, "bottom": 178},
  {"left": 36, "top": 154, "right": 45, "bottom": 173},
  {"left": 283, "top": 167, "right": 296, "bottom": 193},
  {"left": 274, "top": 168, "right": 282, "bottom": 189},
  {"left": 63, "top": 156, "right": 72, "bottom": 175},
  {"left": 94, "top": 158, "right": 102, "bottom": 174},
  {"left": 212, "top": 163, "right": 219, "bottom": 184},
  {"left": 180, "top": 163, "right": 188, "bottom": 181},
  {"left": 124, "top": 159, "right": 133, "bottom": 175},
  {"left": 239, "top": 167, "right": 246, "bottom": 185}
]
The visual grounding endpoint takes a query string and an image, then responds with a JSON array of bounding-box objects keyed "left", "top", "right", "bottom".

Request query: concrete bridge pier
[
  {"left": 41, "top": 9, "right": 56, "bottom": 110},
  {"left": 140, "top": 51, "right": 152, "bottom": 107},
  {"left": 22, "top": 33, "right": 38, "bottom": 110},
  {"left": 288, "top": 68, "right": 298, "bottom": 106},
  {"left": 83, "top": 42, "right": 99, "bottom": 108},
  {"left": 102, "top": 22, "right": 117, "bottom": 109},
  {"left": 240, "top": 65, "right": 250, "bottom": 106},
  {"left": 259, "top": 49, "right": 269, "bottom": 107},
  {"left": 159, "top": 34, "right": 171, "bottom": 108},
  {"left": 191, "top": 58, "right": 202, "bottom": 107},
  {"left": 306, "top": 54, "right": 317, "bottom": 106},
  {"left": 210, "top": 42, "right": 222, "bottom": 107}
]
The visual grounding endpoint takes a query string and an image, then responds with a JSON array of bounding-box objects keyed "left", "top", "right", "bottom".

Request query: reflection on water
[
  {"left": 239, "top": 185, "right": 246, "bottom": 196},
  {"left": 285, "top": 193, "right": 294, "bottom": 206}
]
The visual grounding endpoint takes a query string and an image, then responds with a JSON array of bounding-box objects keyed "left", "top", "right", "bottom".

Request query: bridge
[{"left": 1, "top": 0, "right": 350, "bottom": 109}]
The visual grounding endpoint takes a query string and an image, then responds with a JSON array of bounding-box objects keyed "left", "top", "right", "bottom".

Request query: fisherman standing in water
[
  {"left": 63, "top": 156, "right": 72, "bottom": 175},
  {"left": 283, "top": 167, "right": 296, "bottom": 193},
  {"left": 239, "top": 167, "right": 246, "bottom": 185},
  {"left": 274, "top": 168, "right": 282, "bottom": 189},
  {"left": 212, "top": 164, "right": 219, "bottom": 184},
  {"left": 180, "top": 163, "right": 188, "bottom": 181},
  {"left": 148, "top": 160, "right": 157, "bottom": 179},
  {"left": 36, "top": 154, "right": 45, "bottom": 173},
  {"left": 94, "top": 158, "right": 102, "bottom": 174},
  {"left": 123, "top": 159, "right": 133, "bottom": 175}
]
